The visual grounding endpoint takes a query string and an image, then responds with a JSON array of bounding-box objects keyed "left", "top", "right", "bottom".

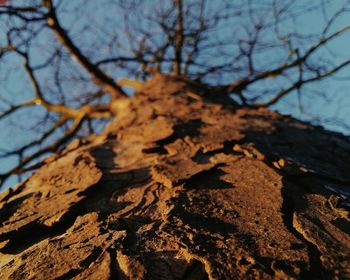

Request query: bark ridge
[{"left": 0, "top": 75, "right": 349, "bottom": 279}]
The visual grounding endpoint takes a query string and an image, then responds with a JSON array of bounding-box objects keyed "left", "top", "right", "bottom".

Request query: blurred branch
[
  {"left": 255, "top": 59, "right": 350, "bottom": 107},
  {"left": 43, "top": 0, "right": 127, "bottom": 98},
  {"left": 95, "top": 56, "right": 141, "bottom": 67},
  {"left": 0, "top": 117, "right": 68, "bottom": 158},
  {"left": 220, "top": 23, "right": 350, "bottom": 105},
  {"left": 18, "top": 50, "right": 113, "bottom": 119},
  {"left": 0, "top": 113, "right": 86, "bottom": 186},
  {"left": 173, "top": 0, "right": 184, "bottom": 75},
  {"left": 0, "top": 100, "right": 36, "bottom": 120}
]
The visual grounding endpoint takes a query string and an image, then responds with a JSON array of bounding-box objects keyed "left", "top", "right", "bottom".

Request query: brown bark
[{"left": 0, "top": 75, "right": 349, "bottom": 279}]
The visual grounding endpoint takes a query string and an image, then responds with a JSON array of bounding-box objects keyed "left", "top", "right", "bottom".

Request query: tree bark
[{"left": 0, "top": 75, "right": 349, "bottom": 279}]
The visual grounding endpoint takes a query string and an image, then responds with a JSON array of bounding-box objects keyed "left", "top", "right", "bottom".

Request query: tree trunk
[{"left": 0, "top": 75, "right": 349, "bottom": 279}]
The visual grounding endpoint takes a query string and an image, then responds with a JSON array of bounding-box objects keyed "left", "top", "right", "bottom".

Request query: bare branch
[
  {"left": 222, "top": 23, "right": 350, "bottom": 101},
  {"left": 0, "top": 113, "right": 86, "bottom": 186},
  {"left": 0, "top": 100, "right": 36, "bottom": 120},
  {"left": 0, "top": 117, "right": 68, "bottom": 158},
  {"left": 255, "top": 59, "right": 350, "bottom": 107},
  {"left": 42, "top": 0, "right": 126, "bottom": 98},
  {"left": 94, "top": 56, "right": 140, "bottom": 67},
  {"left": 173, "top": 0, "right": 184, "bottom": 75}
]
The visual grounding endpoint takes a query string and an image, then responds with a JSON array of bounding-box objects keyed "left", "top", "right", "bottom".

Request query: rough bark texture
[{"left": 0, "top": 75, "right": 349, "bottom": 279}]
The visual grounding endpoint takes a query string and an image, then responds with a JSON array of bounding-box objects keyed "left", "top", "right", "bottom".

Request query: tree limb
[{"left": 43, "top": 0, "right": 126, "bottom": 99}]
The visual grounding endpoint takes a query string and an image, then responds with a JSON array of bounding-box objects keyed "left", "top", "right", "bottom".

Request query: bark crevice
[{"left": 0, "top": 75, "right": 349, "bottom": 279}]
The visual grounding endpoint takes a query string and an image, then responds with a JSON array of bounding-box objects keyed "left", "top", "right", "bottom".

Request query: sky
[
  {"left": 271, "top": 1, "right": 350, "bottom": 134},
  {"left": 0, "top": 0, "right": 350, "bottom": 190}
]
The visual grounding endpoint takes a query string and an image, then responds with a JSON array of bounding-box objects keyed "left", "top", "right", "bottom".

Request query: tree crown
[{"left": 0, "top": 0, "right": 350, "bottom": 188}]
